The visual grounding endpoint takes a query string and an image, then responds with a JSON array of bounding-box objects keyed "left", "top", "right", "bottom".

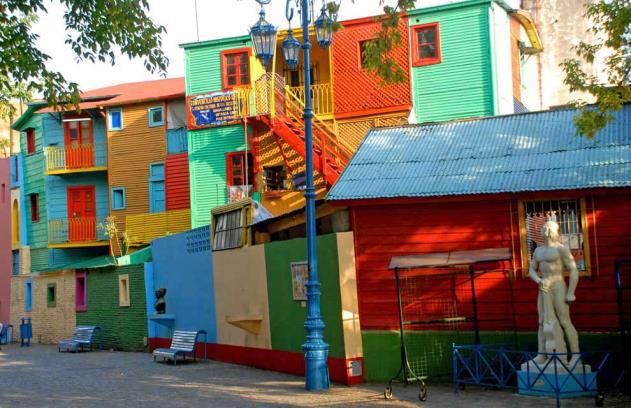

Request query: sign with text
[{"left": 187, "top": 91, "right": 240, "bottom": 130}]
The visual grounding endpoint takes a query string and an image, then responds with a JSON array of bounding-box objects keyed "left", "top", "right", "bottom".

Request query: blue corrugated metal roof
[{"left": 328, "top": 105, "right": 631, "bottom": 201}]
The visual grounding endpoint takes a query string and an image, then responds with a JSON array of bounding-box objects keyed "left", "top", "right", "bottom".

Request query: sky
[{"left": 33, "top": 0, "right": 393, "bottom": 92}]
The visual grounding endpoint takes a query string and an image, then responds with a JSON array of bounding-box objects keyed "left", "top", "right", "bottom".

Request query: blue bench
[
  {"left": 58, "top": 326, "right": 102, "bottom": 352},
  {"left": 153, "top": 330, "right": 206, "bottom": 365}
]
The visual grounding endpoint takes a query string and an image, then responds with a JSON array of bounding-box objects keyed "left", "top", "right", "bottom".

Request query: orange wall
[
  {"left": 107, "top": 101, "right": 167, "bottom": 230},
  {"left": 331, "top": 16, "right": 411, "bottom": 118}
]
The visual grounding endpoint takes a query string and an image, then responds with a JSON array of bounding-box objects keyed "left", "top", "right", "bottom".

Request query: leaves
[
  {"left": 561, "top": 0, "right": 630, "bottom": 138},
  {"left": 0, "top": 0, "right": 168, "bottom": 119}
]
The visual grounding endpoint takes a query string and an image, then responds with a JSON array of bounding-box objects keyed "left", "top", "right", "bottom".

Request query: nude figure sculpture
[{"left": 527, "top": 219, "right": 581, "bottom": 367}]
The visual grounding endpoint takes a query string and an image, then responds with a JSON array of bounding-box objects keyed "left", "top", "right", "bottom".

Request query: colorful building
[
  {"left": 181, "top": 0, "right": 542, "bottom": 228},
  {"left": 8, "top": 78, "right": 189, "bottom": 345},
  {"left": 327, "top": 105, "right": 631, "bottom": 380},
  {"left": 0, "top": 156, "right": 10, "bottom": 324}
]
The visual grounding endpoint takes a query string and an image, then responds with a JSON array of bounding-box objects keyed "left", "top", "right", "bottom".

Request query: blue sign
[{"left": 187, "top": 91, "right": 240, "bottom": 129}]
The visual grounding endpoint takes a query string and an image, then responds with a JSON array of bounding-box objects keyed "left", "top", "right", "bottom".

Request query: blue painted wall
[
  {"left": 46, "top": 173, "right": 108, "bottom": 221},
  {"left": 147, "top": 226, "right": 217, "bottom": 342}
]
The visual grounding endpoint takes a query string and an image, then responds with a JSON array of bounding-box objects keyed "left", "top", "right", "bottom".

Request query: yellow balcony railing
[
  {"left": 125, "top": 209, "right": 191, "bottom": 246},
  {"left": 45, "top": 143, "right": 107, "bottom": 174},
  {"left": 287, "top": 83, "right": 333, "bottom": 116}
]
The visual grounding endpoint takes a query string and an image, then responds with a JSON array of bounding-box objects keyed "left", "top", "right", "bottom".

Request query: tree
[
  {"left": 561, "top": 0, "right": 631, "bottom": 138},
  {"left": 0, "top": 0, "right": 168, "bottom": 119}
]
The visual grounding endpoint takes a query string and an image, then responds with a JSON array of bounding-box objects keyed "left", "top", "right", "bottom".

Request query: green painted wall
[
  {"left": 410, "top": 2, "right": 494, "bottom": 123},
  {"left": 19, "top": 114, "right": 48, "bottom": 252},
  {"left": 76, "top": 264, "right": 148, "bottom": 351},
  {"left": 184, "top": 36, "right": 251, "bottom": 95},
  {"left": 361, "top": 330, "right": 627, "bottom": 382},
  {"left": 188, "top": 125, "right": 248, "bottom": 227},
  {"left": 264, "top": 233, "right": 346, "bottom": 359}
]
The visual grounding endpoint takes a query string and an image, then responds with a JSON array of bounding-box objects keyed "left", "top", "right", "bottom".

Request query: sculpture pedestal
[{"left": 518, "top": 360, "right": 597, "bottom": 398}]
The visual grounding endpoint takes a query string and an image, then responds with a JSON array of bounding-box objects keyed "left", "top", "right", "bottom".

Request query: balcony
[
  {"left": 48, "top": 216, "right": 109, "bottom": 248},
  {"left": 45, "top": 143, "right": 107, "bottom": 175},
  {"left": 287, "top": 83, "right": 333, "bottom": 117},
  {"left": 125, "top": 209, "right": 191, "bottom": 246}
]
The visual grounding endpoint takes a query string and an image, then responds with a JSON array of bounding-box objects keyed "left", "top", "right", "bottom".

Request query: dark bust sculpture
[{"left": 154, "top": 288, "right": 167, "bottom": 314}]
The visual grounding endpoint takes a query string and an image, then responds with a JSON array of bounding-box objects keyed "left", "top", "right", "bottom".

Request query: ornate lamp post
[{"left": 250, "top": 0, "right": 335, "bottom": 392}]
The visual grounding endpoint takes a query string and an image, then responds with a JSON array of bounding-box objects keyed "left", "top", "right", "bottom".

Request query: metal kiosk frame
[{"left": 384, "top": 248, "right": 513, "bottom": 402}]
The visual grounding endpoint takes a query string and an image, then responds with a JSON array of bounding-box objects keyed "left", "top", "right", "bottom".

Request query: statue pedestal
[{"left": 518, "top": 360, "right": 597, "bottom": 398}]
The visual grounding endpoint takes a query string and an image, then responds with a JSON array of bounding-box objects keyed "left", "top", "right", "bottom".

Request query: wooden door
[{"left": 67, "top": 186, "right": 96, "bottom": 241}]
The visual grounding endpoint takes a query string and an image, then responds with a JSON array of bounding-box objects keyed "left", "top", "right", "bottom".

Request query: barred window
[{"left": 520, "top": 199, "right": 590, "bottom": 275}]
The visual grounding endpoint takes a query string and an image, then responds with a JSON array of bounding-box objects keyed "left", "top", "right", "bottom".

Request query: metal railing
[
  {"left": 287, "top": 83, "right": 333, "bottom": 116},
  {"left": 48, "top": 216, "right": 107, "bottom": 245},
  {"left": 45, "top": 143, "right": 107, "bottom": 173}
]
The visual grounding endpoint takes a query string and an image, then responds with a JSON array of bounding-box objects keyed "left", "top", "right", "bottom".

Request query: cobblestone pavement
[{"left": 0, "top": 344, "right": 628, "bottom": 407}]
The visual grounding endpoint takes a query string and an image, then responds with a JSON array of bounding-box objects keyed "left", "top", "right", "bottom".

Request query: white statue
[{"left": 526, "top": 220, "right": 581, "bottom": 368}]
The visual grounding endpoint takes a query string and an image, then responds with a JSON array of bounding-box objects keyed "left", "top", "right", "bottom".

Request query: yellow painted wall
[
  {"left": 336, "top": 111, "right": 409, "bottom": 152},
  {"left": 10, "top": 271, "right": 76, "bottom": 344},
  {"left": 11, "top": 189, "right": 20, "bottom": 249},
  {"left": 107, "top": 101, "right": 167, "bottom": 234},
  {"left": 212, "top": 244, "right": 272, "bottom": 349},
  {"left": 336, "top": 231, "right": 363, "bottom": 359}
]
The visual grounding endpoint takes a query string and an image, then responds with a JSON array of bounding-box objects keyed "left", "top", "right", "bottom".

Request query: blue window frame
[
  {"left": 108, "top": 108, "right": 123, "bottom": 131},
  {"left": 148, "top": 106, "right": 164, "bottom": 127},
  {"left": 149, "top": 163, "right": 165, "bottom": 213},
  {"left": 166, "top": 128, "right": 188, "bottom": 154},
  {"left": 111, "top": 187, "right": 126, "bottom": 210},
  {"left": 25, "top": 279, "right": 32, "bottom": 312}
]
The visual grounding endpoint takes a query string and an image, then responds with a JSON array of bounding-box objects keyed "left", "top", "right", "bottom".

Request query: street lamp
[{"left": 250, "top": 0, "right": 337, "bottom": 392}]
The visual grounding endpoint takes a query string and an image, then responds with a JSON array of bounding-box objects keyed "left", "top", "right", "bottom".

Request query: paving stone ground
[{"left": 0, "top": 344, "right": 628, "bottom": 407}]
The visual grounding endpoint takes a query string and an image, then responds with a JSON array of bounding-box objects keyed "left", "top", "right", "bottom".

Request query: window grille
[{"left": 522, "top": 199, "right": 588, "bottom": 273}]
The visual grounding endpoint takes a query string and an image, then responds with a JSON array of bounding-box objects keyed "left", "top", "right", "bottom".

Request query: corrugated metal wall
[
  {"left": 331, "top": 17, "right": 411, "bottom": 117},
  {"left": 351, "top": 193, "right": 629, "bottom": 332},
  {"left": 107, "top": 101, "right": 167, "bottom": 231},
  {"left": 184, "top": 37, "right": 251, "bottom": 95},
  {"left": 20, "top": 115, "right": 47, "bottom": 251},
  {"left": 188, "top": 125, "right": 247, "bottom": 228},
  {"left": 410, "top": 3, "right": 494, "bottom": 123},
  {"left": 165, "top": 152, "right": 190, "bottom": 210}
]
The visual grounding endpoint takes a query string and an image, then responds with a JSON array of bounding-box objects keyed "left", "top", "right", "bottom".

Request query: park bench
[
  {"left": 58, "top": 326, "right": 102, "bottom": 352},
  {"left": 153, "top": 330, "right": 206, "bottom": 365}
]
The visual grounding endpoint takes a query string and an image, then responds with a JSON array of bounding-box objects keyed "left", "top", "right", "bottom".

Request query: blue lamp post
[{"left": 250, "top": 0, "right": 336, "bottom": 392}]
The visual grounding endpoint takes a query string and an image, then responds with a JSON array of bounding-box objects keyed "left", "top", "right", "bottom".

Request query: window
[
  {"left": 221, "top": 48, "right": 251, "bottom": 89},
  {"left": 1, "top": 183, "right": 5, "bottom": 203},
  {"left": 213, "top": 208, "right": 248, "bottom": 250},
  {"left": 148, "top": 106, "right": 164, "bottom": 127},
  {"left": 12, "top": 250, "right": 19, "bottom": 276},
  {"left": 29, "top": 193, "right": 39, "bottom": 222},
  {"left": 26, "top": 129, "right": 35, "bottom": 154},
  {"left": 64, "top": 119, "right": 93, "bottom": 146},
  {"left": 76, "top": 272, "right": 87, "bottom": 312},
  {"left": 111, "top": 187, "right": 126, "bottom": 210},
  {"left": 47, "top": 283, "right": 56, "bottom": 308},
  {"left": 412, "top": 23, "right": 441, "bottom": 67},
  {"left": 25, "top": 280, "right": 32, "bottom": 312},
  {"left": 519, "top": 199, "right": 591, "bottom": 276},
  {"left": 167, "top": 128, "right": 188, "bottom": 154},
  {"left": 359, "top": 39, "right": 376, "bottom": 69},
  {"left": 149, "top": 163, "right": 165, "bottom": 213},
  {"left": 118, "top": 274, "right": 130, "bottom": 307},
  {"left": 108, "top": 108, "right": 123, "bottom": 131},
  {"left": 263, "top": 165, "right": 288, "bottom": 191},
  {"left": 226, "top": 152, "right": 255, "bottom": 187}
]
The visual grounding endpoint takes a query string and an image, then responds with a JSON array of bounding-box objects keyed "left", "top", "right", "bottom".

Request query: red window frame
[
  {"left": 26, "top": 129, "right": 35, "bottom": 154},
  {"left": 221, "top": 48, "right": 252, "bottom": 90},
  {"left": 226, "top": 151, "right": 256, "bottom": 189},
  {"left": 64, "top": 119, "right": 94, "bottom": 146},
  {"left": 29, "top": 193, "right": 39, "bottom": 222},
  {"left": 411, "top": 22, "right": 441, "bottom": 67}
]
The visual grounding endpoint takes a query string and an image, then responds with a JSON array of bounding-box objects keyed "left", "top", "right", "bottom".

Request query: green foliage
[
  {"left": 561, "top": 0, "right": 630, "bottom": 138},
  {"left": 0, "top": 0, "right": 168, "bottom": 119}
]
